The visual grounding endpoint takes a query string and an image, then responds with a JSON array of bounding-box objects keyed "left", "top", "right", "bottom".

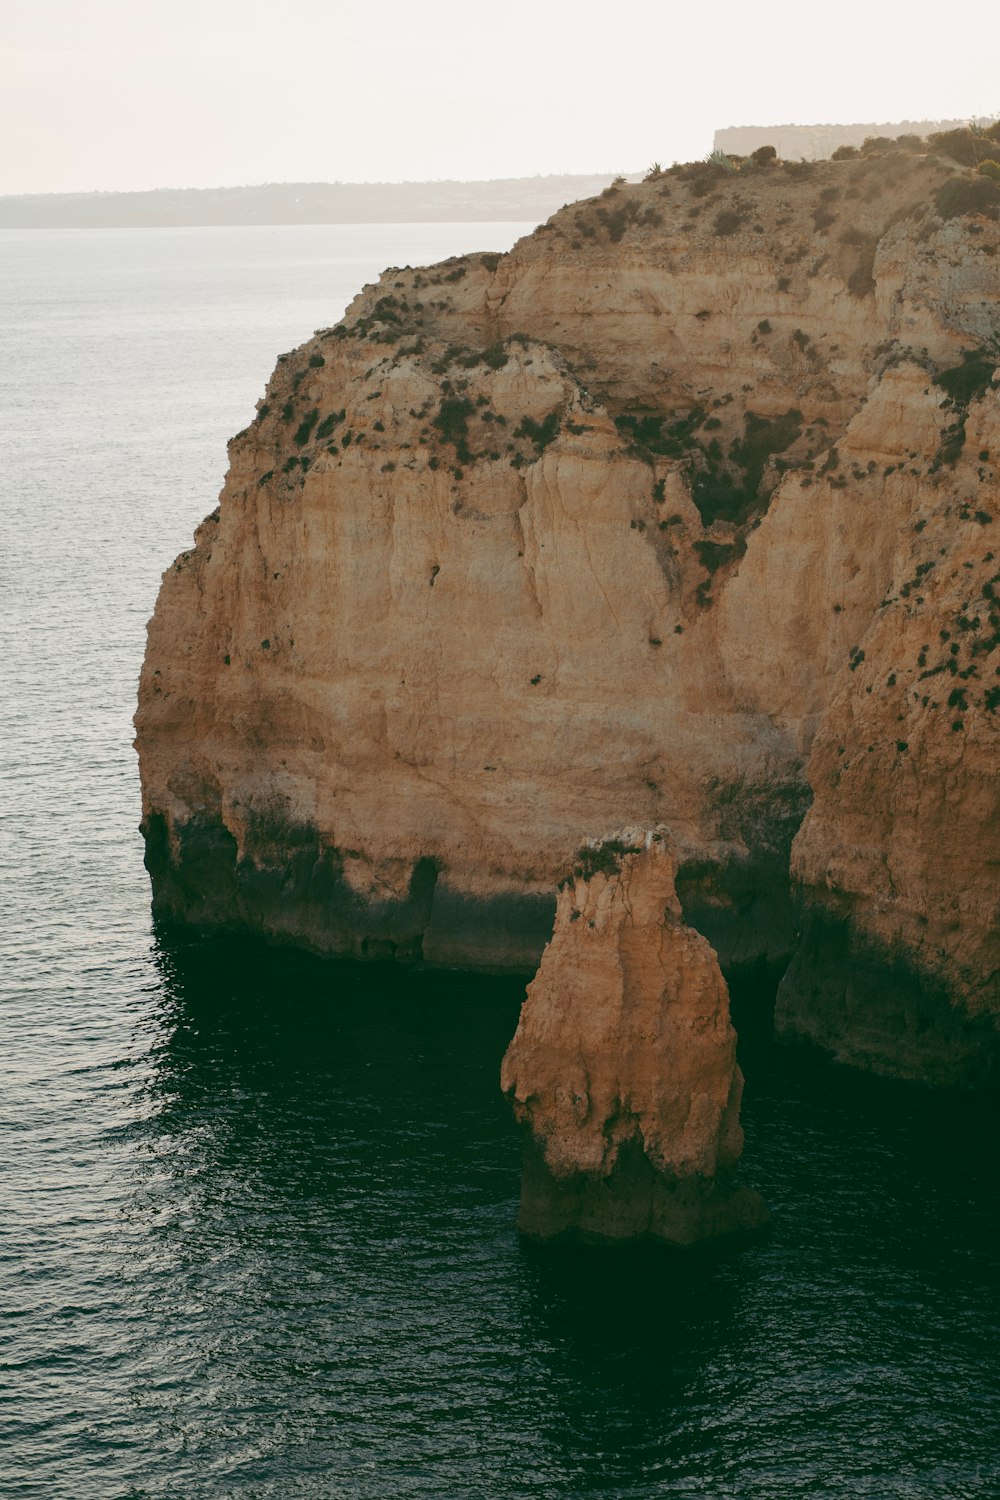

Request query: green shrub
[
  {"left": 432, "top": 397, "right": 476, "bottom": 463},
  {"left": 596, "top": 198, "right": 641, "bottom": 242},
  {"left": 861, "top": 136, "right": 894, "bottom": 157},
  {"left": 978, "top": 159, "right": 1000, "bottom": 182},
  {"left": 831, "top": 145, "right": 859, "bottom": 160},
  {"left": 694, "top": 538, "right": 746, "bottom": 573},
  {"left": 935, "top": 174, "right": 1000, "bottom": 219},
  {"left": 614, "top": 408, "right": 704, "bottom": 457},
  {"left": 568, "top": 837, "right": 636, "bottom": 882},
  {"left": 514, "top": 411, "right": 561, "bottom": 450},
  {"left": 293, "top": 409, "right": 319, "bottom": 446},
  {"left": 315, "top": 409, "right": 345, "bottom": 439},
  {"left": 843, "top": 232, "right": 877, "bottom": 297},
  {"left": 713, "top": 209, "right": 743, "bottom": 236},
  {"left": 689, "top": 408, "right": 802, "bottom": 526},
  {"left": 934, "top": 347, "right": 997, "bottom": 405},
  {"left": 928, "top": 127, "right": 982, "bottom": 165},
  {"left": 705, "top": 149, "right": 742, "bottom": 174},
  {"left": 751, "top": 144, "right": 777, "bottom": 166}
]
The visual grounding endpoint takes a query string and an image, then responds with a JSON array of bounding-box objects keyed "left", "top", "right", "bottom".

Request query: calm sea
[{"left": 1, "top": 224, "right": 998, "bottom": 1499}]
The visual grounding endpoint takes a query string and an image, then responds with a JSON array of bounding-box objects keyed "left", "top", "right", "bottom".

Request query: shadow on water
[
  {"left": 139, "top": 923, "right": 529, "bottom": 1232},
  {"left": 104, "top": 924, "right": 1000, "bottom": 1499}
]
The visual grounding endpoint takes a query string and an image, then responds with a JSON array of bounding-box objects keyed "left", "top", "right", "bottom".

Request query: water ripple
[{"left": 1, "top": 225, "right": 998, "bottom": 1499}]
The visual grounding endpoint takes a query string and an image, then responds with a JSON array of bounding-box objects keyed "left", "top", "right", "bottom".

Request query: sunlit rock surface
[
  {"left": 501, "top": 832, "right": 768, "bottom": 1243},
  {"left": 136, "top": 149, "right": 1000, "bottom": 1084}
]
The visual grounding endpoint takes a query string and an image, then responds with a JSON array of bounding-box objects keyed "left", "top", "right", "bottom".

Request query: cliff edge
[{"left": 135, "top": 146, "right": 1000, "bottom": 1086}]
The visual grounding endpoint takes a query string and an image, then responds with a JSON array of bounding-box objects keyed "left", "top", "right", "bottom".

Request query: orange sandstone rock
[
  {"left": 135, "top": 153, "right": 1000, "bottom": 1084},
  {"left": 500, "top": 832, "right": 768, "bottom": 1243}
]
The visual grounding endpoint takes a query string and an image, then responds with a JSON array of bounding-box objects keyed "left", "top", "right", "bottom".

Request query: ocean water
[{"left": 1, "top": 224, "right": 998, "bottom": 1500}]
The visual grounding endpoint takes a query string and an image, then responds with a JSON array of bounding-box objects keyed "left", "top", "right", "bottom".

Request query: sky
[{"left": 3, "top": 0, "right": 998, "bottom": 196}]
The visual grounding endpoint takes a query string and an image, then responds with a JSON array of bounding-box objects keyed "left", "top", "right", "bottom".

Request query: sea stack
[{"left": 500, "top": 830, "right": 768, "bottom": 1245}]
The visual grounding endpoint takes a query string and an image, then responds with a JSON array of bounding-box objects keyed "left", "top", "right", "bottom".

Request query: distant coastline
[
  {"left": 8, "top": 117, "right": 985, "bottom": 229},
  {"left": 0, "top": 174, "right": 636, "bottom": 230}
]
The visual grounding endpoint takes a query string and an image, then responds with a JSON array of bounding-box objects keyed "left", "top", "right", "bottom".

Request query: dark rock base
[
  {"left": 141, "top": 810, "right": 556, "bottom": 972},
  {"left": 776, "top": 904, "right": 999, "bottom": 1089},
  {"left": 516, "top": 1137, "right": 770, "bottom": 1248}
]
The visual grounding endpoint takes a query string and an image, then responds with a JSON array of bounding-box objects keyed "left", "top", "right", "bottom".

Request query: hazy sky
[{"left": 4, "top": 0, "right": 998, "bottom": 195}]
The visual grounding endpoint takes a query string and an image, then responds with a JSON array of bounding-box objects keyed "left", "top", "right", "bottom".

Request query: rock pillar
[{"left": 500, "top": 830, "right": 768, "bottom": 1245}]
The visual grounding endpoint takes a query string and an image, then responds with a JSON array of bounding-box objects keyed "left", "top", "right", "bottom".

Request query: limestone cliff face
[
  {"left": 499, "top": 832, "right": 766, "bottom": 1243},
  {"left": 135, "top": 149, "right": 1000, "bottom": 1084}
]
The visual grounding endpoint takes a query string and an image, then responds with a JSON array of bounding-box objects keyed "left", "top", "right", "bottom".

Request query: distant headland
[
  {"left": 6, "top": 122, "right": 989, "bottom": 228},
  {"left": 0, "top": 175, "right": 636, "bottom": 230}
]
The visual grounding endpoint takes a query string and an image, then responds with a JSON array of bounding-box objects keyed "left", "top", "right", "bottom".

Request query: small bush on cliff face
[
  {"left": 845, "top": 234, "right": 878, "bottom": 297},
  {"left": 732, "top": 408, "right": 803, "bottom": 486},
  {"left": 751, "top": 144, "right": 777, "bottom": 166},
  {"left": 596, "top": 198, "right": 642, "bottom": 242},
  {"left": 935, "top": 173, "right": 1000, "bottom": 219},
  {"left": 432, "top": 397, "right": 476, "bottom": 463},
  {"left": 928, "top": 127, "right": 984, "bottom": 166},
  {"left": 832, "top": 144, "right": 859, "bottom": 160},
  {"left": 713, "top": 209, "right": 744, "bottom": 236},
  {"left": 514, "top": 412, "right": 561, "bottom": 451},
  {"left": 569, "top": 838, "right": 634, "bottom": 883},
  {"left": 979, "top": 160, "right": 1000, "bottom": 183},
  {"left": 482, "top": 342, "right": 509, "bottom": 369},
  {"left": 935, "top": 347, "right": 997, "bottom": 406},
  {"left": 694, "top": 538, "right": 746, "bottom": 574},
  {"left": 293, "top": 410, "right": 319, "bottom": 446},
  {"left": 861, "top": 136, "right": 894, "bottom": 157},
  {"left": 315, "top": 409, "right": 345, "bottom": 439},
  {"left": 615, "top": 408, "right": 704, "bottom": 457},
  {"left": 688, "top": 409, "right": 803, "bottom": 527}
]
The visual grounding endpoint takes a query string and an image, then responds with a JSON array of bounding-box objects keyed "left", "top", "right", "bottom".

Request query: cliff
[
  {"left": 500, "top": 831, "right": 767, "bottom": 1243},
  {"left": 135, "top": 145, "right": 1000, "bottom": 1086}
]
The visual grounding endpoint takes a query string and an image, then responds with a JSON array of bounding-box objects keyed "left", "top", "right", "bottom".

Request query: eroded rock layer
[
  {"left": 500, "top": 833, "right": 768, "bottom": 1244},
  {"left": 135, "top": 149, "right": 1000, "bottom": 1083}
]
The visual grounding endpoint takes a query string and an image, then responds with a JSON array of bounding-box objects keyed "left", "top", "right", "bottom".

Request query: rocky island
[
  {"left": 136, "top": 135, "right": 999, "bottom": 1094},
  {"left": 501, "top": 830, "right": 768, "bottom": 1243}
]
